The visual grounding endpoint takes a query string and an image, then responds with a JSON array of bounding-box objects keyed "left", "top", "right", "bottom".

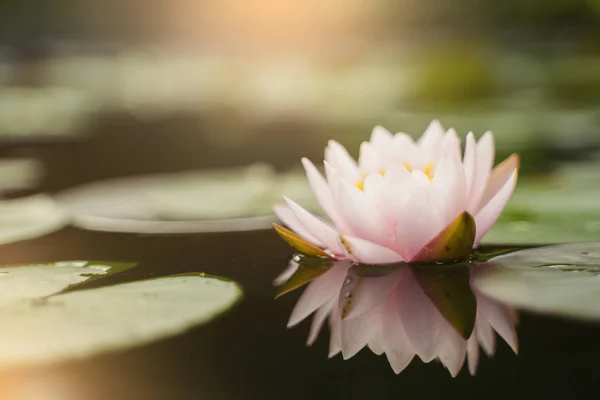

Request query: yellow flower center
[
  {"left": 354, "top": 162, "right": 434, "bottom": 191},
  {"left": 404, "top": 162, "right": 435, "bottom": 181}
]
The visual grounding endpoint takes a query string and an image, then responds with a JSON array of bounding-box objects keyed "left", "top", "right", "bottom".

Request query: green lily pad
[
  {"left": 412, "top": 263, "right": 477, "bottom": 340},
  {"left": 275, "top": 255, "right": 333, "bottom": 298},
  {"left": 0, "top": 272, "right": 242, "bottom": 369},
  {"left": 0, "top": 195, "right": 68, "bottom": 246},
  {"left": 0, "top": 261, "right": 137, "bottom": 306},
  {"left": 473, "top": 243, "right": 600, "bottom": 321}
]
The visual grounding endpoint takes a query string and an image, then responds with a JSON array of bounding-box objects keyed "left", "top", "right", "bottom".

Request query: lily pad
[
  {"left": 472, "top": 243, "right": 600, "bottom": 321},
  {"left": 412, "top": 264, "right": 477, "bottom": 339},
  {"left": 0, "top": 195, "right": 68, "bottom": 245},
  {"left": 0, "top": 273, "right": 242, "bottom": 369},
  {"left": 0, "top": 261, "right": 137, "bottom": 306},
  {"left": 55, "top": 166, "right": 318, "bottom": 234}
]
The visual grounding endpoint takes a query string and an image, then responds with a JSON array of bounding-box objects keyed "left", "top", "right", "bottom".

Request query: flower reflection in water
[{"left": 276, "top": 256, "right": 517, "bottom": 376}]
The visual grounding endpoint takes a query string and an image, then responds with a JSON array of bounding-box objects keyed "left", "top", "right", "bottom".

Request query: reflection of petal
[
  {"left": 328, "top": 305, "right": 343, "bottom": 358},
  {"left": 287, "top": 263, "right": 348, "bottom": 327},
  {"left": 475, "top": 315, "right": 496, "bottom": 357},
  {"left": 477, "top": 295, "right": 518, "bottom": 353},
  {"left": 466, "top": 334, "right": 480, "bottom": 376},
  {"left": 273, "top": 259, "right": 299, "bottom": 287},
  {"left": 338, "top": 268, "right": 403, "bottom": 320},
  {"left": 283, "top": 260, "right": 518, "bottom": 376},
  {"left": 307, "top": 297, "right": 336, "bottom": 346},
  {"left": 341, "top": 302, "right": 383, "bottom": 359},
  {"left": 381, "top": 288, "right": 415, "bottom": 374},
  {"left": 397, "top": 270, "right": 442, "bottom": 362},
  {"left": 437, "top": 319, "right": 467, "bottom": 377}
]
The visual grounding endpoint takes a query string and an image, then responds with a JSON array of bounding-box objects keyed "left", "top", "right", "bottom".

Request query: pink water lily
[
  {"left": 274, "top": 120, "right": 519, "bottom": 264},
  {"left": 282, "top": 262, "right": 517, "bottom": 376}
]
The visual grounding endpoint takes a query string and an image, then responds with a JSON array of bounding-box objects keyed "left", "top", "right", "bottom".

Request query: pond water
[{"left": 0, "top": 36, "right": 599, "bottom": 399}]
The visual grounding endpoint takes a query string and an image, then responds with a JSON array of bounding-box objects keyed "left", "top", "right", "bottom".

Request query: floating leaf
[
  {"left": 413, "top": 212, "right": 476, "bottom": 262},
  {"left": 0, "top": 195, "right": 68, "bottom": 245},
  {"left": 473, "top": 243, "right": 600, "bottom": 321},
  {"left": 0, "top": 261, "right": 137, "bottom": 306},
  {"left": 471, "top": 246, "right": 524, "bottom": 262},
  {"left": 412, "top": 263, "right": 476, "bottom": 339},
  {"left": 273, "top": 224, "right": 330, "bottom": 258},
  {"left": 0, "top": 273, "right": 242, "bottom": 369},
  {"left": 275, "top": 255, "right": 332, "bottom": 298}
]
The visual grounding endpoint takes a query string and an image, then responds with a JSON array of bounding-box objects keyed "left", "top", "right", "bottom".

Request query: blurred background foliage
[{"left": 0, "top": 0, "right": 599, "bottom": 242}]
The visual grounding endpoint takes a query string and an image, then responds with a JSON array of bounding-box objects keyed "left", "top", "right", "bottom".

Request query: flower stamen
[{"left": 405, "top": 162, "right": 434, "bottom": 181}]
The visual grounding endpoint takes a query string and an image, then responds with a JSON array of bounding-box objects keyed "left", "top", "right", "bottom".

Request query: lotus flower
[
  {"left": 273, "top": 120, "right": 519, "bottom": 264},
  {"left": 279, "top": 260, "right": 518, "bottom": 376}
]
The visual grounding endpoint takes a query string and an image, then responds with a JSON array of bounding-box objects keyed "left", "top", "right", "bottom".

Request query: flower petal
[
  {"left": 440, "top": 128, "right": 462, "bottom": 160},
  {"left": 463, "top": 132, "right": 478, "bottom": 205},
  {"left": 339, "top": 235, "right": 404, "bottom": 264},
  {"left": 370, "top": 125, "right": 393, "bottom": 161},
  {"left": 301, "top": 158, "right": 337, "bottom": 220},
  {"left": 390, "top": 133, "right": 418, "bottom": 165},
  {"left": 325, "top": 140, "right": 359, "bottom": 182},
  {"left": 411, "top": 212, "right": 476, "bottom": 263},
  {"left": 363, "top": 173, "right": 387, "bottom": 213},
  {"left": 380, "top": 164, "right": 415, "bottom": 220},
  {"left": 418, "top": 119, "right": 446, "bottom": 149},
  {"left": 467, "top": 131, "right": 495, "bottom": 212},
  {"left": 394, "top": 188, "right": 443, "bottom": 261},
  {"left": 477, "top": 153, "right": 520, "bottom": 213},
  {"left": 358, "top": 142, "right": 385, "bottom": 175},
  {"left": 432, "top": 152, "right": 467, "bottom": 227},
  {"left": 273, "top": 204, "right": 321, "bottom": 246},
  {"left": 335, "top": 180, "right": 391, "bottom": 246},
  {"left": 474, "top": 169, "right": 518, "bottom": 244},
  {"left": 321, "top": 161, "right": 354, "bottom": 235},
  {"left": 284, "top": 197, "right": 344, "bottom": 255}
]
